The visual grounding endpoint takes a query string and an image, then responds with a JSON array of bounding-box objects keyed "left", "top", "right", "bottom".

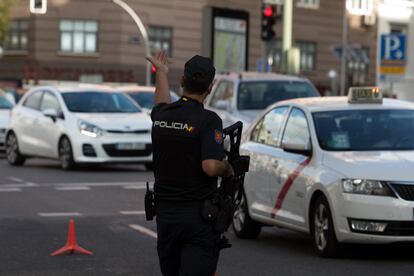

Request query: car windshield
[
  {"left": 128, "top": 92, "right": 179, "bottom": 109},
  {"left": 62, "top": 92, "right": 141, "bottom": 113},
  {"left": 237, "top": 81, "right": 318, "bottom": 110},
  {"left": 313, "top": 109, "right": 414, "bottom": 151},
  {"left": 0, "top": 96, "right": 13, "bottom": 109}
]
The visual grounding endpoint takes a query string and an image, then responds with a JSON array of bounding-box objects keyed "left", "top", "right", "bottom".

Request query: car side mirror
[
  {"left": 43, "top": 108, "right": 58, "bottom": 122},
  {"left": 215, "top": 100, "right": 230, "bottom": 111},
  {"left": 282, "top": 140, "right": 312, "bottom": 156}
]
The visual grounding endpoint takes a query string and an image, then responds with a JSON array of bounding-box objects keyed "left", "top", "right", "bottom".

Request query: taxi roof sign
[{"left": 348, "top": 87, "right": 383, "bottom": 104}]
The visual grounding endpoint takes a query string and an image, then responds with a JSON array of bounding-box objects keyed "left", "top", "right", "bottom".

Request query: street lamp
[
  {"left": 112, "top": 0, "right": 151, "bottom": 86},
  {"left": 340, "top": 0, "right": 374, "bottom": 95}
]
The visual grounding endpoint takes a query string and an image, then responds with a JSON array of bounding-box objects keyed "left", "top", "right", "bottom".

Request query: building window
[
  {"left": 297, "top": 0, "right": 319, "bottom": 9},
  {"left": 297, "top": 41, "right": 316, "bottom": 72},
  {"left": 348, "top": 0, "right": 374, "bottom": 14},
  {"left": 347, "top": 47, "right": 369, "bottom": 86},
  {"left": 149, "top": 26, "right": 173, "bottom": 56},
  {"left": 268, "top": 38, "right": 282, "bottom": 72},
  {"left": 59, "top": 20, "right": 98, "bottom": 53},
  {"left": 4, "top": 20, "right": 28, "bottom": 50}
]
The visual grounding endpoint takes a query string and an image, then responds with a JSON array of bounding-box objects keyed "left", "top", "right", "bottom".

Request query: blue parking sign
[{"left": 381, "top": 34, "right": 406, "bottom": 64}]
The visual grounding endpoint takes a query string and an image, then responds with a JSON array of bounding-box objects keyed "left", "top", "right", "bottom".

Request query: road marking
[
  {"left": 129, "top": 224, "right": 157, "bottom": 239},
  {"left": 54, "top": 181, "right": 149, "bottom": 188},
  {"left": 120, "top": 210, "right": 146, "bottom": 215},
  {"left": 25, "top": 182, "right": 38, "bottom": 187},
  {"left": 0, "top": 183, "right": 38, "bottom": 188},
  {"left": 8, "top": 177, "right": 24, "bottom": 183},
  {"left": 38, "top": 212, "right": 82, "bottom": 217},
  {"left": 123, "top": 186, "right": 146, "bottom": 190},
  {"left": 55, "top": 186, "right": 91, "bottom": 191},
  {"left": 0, "top": 188, "right": 22, "bottom": 192}
]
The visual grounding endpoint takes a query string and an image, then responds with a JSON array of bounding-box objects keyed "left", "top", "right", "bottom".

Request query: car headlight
[
  {"left": 78, "top": 120, "right": 103, "bottom": 138},
  {"left": 342, "top": 179, "right": 394, "bottom": 197}
]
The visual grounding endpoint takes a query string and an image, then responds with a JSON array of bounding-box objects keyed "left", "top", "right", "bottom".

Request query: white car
[
  {"left": 6, "top": 86, "right": 153, "bottom": 170},
  {"left": 235, "top": 87, "right": 414, "bottom": 257},
  {"left": 118, "top": 86, "right": 179, "bottom": 113},
  {"left": 205, "top": 72, "right": 319, "bottom": 128},
  {"left": 0, "top": 91, "right": 14, "bottom": 151}
]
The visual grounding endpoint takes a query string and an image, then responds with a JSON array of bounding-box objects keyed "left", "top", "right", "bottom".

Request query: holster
[
  {"left": 144, "top": 182, "right": 156, "bottom": 221},
  {"left": 201, "top": 185, "right": 236, "bottom": 234}
]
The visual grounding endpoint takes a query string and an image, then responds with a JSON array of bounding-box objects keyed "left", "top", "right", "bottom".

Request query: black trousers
[{"left": 156, "top": 200, "right": 220, "bottom": 276}]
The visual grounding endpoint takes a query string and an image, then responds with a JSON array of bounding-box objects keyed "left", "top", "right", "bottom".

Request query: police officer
[{"left": 147, "top": 51, "right": 234, "bottom": 276}]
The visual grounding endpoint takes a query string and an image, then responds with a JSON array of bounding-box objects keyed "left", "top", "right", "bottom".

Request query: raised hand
[{"left": 146, "top": 51, "right": 169, "bottom": 74}]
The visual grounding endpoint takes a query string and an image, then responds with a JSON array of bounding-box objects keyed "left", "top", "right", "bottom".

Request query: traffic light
[
  {"left": 30, "top": 0, "right": 47, "bottom": 14},
  {"left": 261, "top": 4, "right": 276, "bottom": 41},
  {"left": 151, "top": 66, "right": 157, "bottom": 85}
]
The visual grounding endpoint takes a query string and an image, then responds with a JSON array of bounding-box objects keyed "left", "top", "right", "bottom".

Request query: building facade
[
  {"left": 0, "top": 0, "right": 378, "bottom": 93},
  {"left": 376, "top": 0, "right": 414, "bottom": 101}
]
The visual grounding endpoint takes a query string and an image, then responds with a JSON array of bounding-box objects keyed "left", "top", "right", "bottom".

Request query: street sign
[{"left": 380, "top": 33, "right": 406, "bottom": 78}]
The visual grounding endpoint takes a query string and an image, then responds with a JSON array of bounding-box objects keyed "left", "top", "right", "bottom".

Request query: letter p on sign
[{"left": 381, "top": 34, "right": 406, "bottom": 62}]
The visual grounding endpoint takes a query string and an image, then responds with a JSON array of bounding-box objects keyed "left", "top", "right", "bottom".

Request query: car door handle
[{"left": 272, "top": 160, "right": 279, "bottom": 168}]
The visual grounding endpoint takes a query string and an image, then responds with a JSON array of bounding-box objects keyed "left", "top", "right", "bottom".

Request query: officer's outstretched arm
[
  {"left": 146, "top": 51, "right": 171, "bottom": 105},
  {"left": 202, "top": 159, "right": 234, "bottom": 178}
]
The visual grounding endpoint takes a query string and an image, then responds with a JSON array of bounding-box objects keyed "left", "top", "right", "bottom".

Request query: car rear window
[
  {"left": 128, "top": 91, "right": 180, "bottom": 109},
  {"left": 237, "top": 81, "right": 318, "bottom": 110}
]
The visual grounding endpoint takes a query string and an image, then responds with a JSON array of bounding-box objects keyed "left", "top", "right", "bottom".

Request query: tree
[{"left": 0, "top": 0, "right": 15, "bottom": 46}]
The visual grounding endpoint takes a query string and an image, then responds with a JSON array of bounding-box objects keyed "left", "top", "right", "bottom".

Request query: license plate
[{"left": 115, "top": 143, "right": 145, "bottom": 150}]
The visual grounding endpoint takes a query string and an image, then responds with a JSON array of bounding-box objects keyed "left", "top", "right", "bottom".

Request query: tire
[
  {"left": 145, "top": 163, "right": 153, "bottom": 171},
  {"left": 311, "top": 195, "right": 340, "bottom": 257},
  {"left": 232, "top": 192, "right": 262, "bottom": 239},
  {"left": 5, "top": 132, "right": 26, "bottom": 166},
  {"left": 59, "top": 136, "right": 77, "bottom": 170}
]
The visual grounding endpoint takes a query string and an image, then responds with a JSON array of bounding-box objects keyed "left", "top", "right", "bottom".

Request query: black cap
[{"left": 184, "top": 55, "right": 216, "bottom": 83}]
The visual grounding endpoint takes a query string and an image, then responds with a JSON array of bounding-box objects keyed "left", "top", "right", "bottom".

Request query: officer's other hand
[{"left": 146, "top": 51, "right": 169, "bottom": 73}]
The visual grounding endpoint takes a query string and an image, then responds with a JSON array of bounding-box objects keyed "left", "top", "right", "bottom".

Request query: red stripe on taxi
[{"left": 270, "top": 158, "right": 311, "bottom": 218}]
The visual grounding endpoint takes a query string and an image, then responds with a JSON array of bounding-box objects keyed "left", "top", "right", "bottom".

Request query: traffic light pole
[
  {"left": 282, "top": 0, "right": 293, "bottom": 74},
  {"left": 112, "top": 0, "right": 151, "bottom": 86},
  {"left": 340, "top": 3, "right": 348, "bottom": 96}
]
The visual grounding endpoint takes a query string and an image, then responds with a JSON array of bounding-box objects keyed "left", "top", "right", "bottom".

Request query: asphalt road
[{"left": 2, "top": 155, "right": 414, "bottom": 276}]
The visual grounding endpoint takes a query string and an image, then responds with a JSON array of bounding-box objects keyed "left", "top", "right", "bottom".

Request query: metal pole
[
  {"left": 112, "top": 0, "right": 151, "bottom": 86},
  {"left": 282, "top": 0, "right": 293, "bottom": 74},
  {"left": 340, "top": 1, "right": 348, "bottom": 96}
]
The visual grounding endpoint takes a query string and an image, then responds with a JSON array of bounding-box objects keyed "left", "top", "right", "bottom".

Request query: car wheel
[
  {"left": 59, "top": 137, "right": 77, "bottom": 171},
  {"left": 232, "top": 192, "right": 261, "bottom": 239},
  {"left": 6, "top": 132, "right": 26, "bottom": 166},
  {"left": 311, "top": 195, "right": 340, "bottom": 257}
]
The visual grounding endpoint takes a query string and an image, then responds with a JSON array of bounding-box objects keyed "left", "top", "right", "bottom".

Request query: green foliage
[{"left": 0, "top": 0, "right": 15, "bottom": 46}]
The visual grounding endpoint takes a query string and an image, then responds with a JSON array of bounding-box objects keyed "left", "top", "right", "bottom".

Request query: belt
[{"left": 156, "top": 199, "right": 202, "bottom": 208}]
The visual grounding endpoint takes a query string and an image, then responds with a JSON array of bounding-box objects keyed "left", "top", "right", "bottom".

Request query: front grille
[
  {"left": 102, "top": 144, "right": 152, "bottom": 157},
  {"left": 106, "top": 129, "right": 150, "bottom": 134},
  {"left": 391, "top": 183, "right": 414, "bottom": 201},
  {"left": 82, "top": 144, "right": 97, "bottom": 157}
]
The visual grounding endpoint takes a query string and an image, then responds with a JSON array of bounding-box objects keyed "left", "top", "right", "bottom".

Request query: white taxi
[{"left": 235, "top": 87, "right": 414, "bottom": 257}]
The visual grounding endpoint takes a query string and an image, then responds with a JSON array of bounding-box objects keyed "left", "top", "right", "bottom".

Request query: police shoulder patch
[{"left": 214, "top": 130, "right": 223, "bottom": 144}]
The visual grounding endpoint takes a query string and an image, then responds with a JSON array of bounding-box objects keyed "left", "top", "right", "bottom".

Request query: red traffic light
[
  {"left": 151, "top": 66, "right": 157, "bottom": 73},
  {"left": 263, "top": 5, "right": 274, "bottom": 17}
]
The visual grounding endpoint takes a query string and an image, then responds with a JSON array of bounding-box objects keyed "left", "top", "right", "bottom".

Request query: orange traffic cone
[{"left": 50, "top": 219, "right": 93, "bottom": 256}]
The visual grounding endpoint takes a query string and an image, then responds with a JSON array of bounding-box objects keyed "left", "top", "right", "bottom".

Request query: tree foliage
[{"left": 0, "top": 0, "right": 15, "bottom": 46}]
